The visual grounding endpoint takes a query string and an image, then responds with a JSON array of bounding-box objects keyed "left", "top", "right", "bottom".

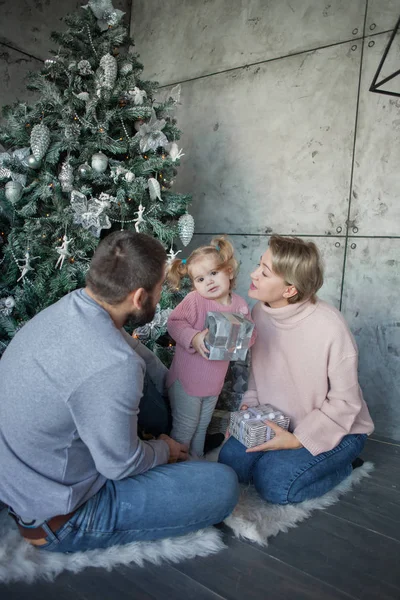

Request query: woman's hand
[
  {"left": 191, "top": 329, "right": 210, "bottom": 359},
  {"left": 245, "top": 421, "right": 303, "bottom": 453}
]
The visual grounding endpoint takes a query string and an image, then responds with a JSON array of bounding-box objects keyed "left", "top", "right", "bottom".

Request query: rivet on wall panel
[
  {"left": 351, "top": 243, "right": 357, "bottom": 249},
  {"left": 352, "top": 226, "right": 359, "bottom": 233},
  {"left": 352, "top": 28, "right": 358, "bottom": 35},
  {"left": 336, "top": 226, "right": 342, "bottom": 233},
  {"left": 368, "top": 40, "right": 375, "bottom": 48},
  {"left": 351, "top": 45, "right": 357, "bottom": 51},
  {"left": 335, "top": 242, "right": 341, "bottom": 248},
  {"left": 370, "top": 23, "right": 376, "bottom": 30}
]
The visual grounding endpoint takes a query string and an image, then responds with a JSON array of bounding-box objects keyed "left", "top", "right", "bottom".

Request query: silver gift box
[
  {"left": 229, "top": 404, "right": 290, "bottom": 448},
  {"left": 204, "top": 311, "right": 254, "bottom": 361}
]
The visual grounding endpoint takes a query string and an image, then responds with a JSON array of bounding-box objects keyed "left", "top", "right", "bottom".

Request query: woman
[{"left": 219, "top": 235, "right": 374, "bottom": 504}]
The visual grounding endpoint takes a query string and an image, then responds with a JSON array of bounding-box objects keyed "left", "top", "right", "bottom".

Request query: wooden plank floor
[{"left": 2, "top": 437, "right": 399, "bottom": 600}]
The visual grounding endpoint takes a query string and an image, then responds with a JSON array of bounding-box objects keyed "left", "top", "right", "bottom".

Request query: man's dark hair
[{"left": 86, "top": 231, "right": 166, "bottom": 304}]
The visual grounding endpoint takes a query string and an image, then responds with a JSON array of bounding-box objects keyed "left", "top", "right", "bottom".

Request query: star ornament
[{"left": 82, "top": 0, "right": 125, "bottom": 31}]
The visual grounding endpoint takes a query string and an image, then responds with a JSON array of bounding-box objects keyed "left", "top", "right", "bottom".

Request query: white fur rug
[
  {"left": 0, "top": 462, "right": 373, "bottom": 584},
  {"left": 0, "top": 512, "right": 225, "bottom": 585},
  {"left": 224, "top": 462, "right": 374, "bottom": 545}
]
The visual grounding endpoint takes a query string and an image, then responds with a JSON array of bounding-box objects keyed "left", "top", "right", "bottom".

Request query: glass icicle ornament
[
  {"left": 30, "top": 123, "right": 51, "bottom": 161},
  {"left": 178, "top": 213, "right": 195, "bottom": 246},
  {"left": 58, "top": 160, "right": 74, "bottom": 192}
]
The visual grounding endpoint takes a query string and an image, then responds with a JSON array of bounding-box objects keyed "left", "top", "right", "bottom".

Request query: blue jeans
[
  {"left": 218, "top": 434, "right": 367, "bottom": 504},
  {"left": 39, "top": 461, "right": 239, "bottom": 552},
  {"left": 36, "top": 376, "right": 239, "bottom": 552}
]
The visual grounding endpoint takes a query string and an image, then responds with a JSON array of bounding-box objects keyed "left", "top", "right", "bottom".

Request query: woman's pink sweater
[{"left": 243, "top": 299, "right": 374, "bottom": 455}]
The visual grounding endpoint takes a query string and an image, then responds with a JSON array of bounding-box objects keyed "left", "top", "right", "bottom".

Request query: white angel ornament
[
  {"left": 55, "top": 235, "right": 73, "bottom": 269},
  {"left": 134, "top": 203, "right": 145, "bottom": 232},
  {"left": 167, "top": 247, "right": 182, "bottom": 264},
  {"left": 17, "top": 251, "right": 39, "bottom": 282}
]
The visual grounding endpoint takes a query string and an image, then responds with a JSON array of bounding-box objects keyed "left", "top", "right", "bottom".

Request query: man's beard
[{"left": 126, "top": 293, "right": 157, "bottom": 329}]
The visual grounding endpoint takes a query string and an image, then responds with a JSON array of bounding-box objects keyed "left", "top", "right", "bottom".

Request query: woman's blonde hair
[
  {"left": 167, "top": 236, "right": 238, "bottom": 291},
  {"left": 268, "top": 235, "right": 324, "bottom": 304}
]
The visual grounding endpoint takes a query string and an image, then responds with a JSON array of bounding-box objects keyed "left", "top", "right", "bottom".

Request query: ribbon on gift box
[{"left": 239, "top": 407, "right": 276, "bottom": 444}]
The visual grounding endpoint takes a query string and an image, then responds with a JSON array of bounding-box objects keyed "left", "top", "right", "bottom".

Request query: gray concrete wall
[{"left": 132, "top": 0, "right": 400, "bottom": 441}]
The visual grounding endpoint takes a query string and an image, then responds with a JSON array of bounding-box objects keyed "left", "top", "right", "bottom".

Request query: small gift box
[
  {"left": 229, "top": 404, "right": 290, "bottom": 448},
  {"left": 204, "top": 311, "right": 255, "bottom": 361}
]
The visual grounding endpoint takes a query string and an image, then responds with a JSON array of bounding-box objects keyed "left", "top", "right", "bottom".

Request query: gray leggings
[{"left": 169, "top": 380, "right": 218, "bottom": 457}]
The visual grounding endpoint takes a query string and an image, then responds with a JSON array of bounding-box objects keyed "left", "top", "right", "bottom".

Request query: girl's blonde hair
[
  {"left": 269, "top": 235, "right": 324, "bottom": 304},
  {"left": 167, "top": 236, "right": 238, "bottom": 291}
]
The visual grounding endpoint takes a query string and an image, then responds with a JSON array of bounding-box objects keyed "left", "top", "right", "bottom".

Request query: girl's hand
[
  {"left": 191, "top": 329, "right": 210, "bottom": 359},
  {"left": 245, "top": 421, "right": 303, "bottom": 453}
]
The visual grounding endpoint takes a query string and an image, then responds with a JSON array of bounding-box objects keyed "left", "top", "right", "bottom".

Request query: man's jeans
[
  {"left": 219, "top": 433, "right": 367, "bottom": 504},
  {"left": 37, "top": 377, "right": 239, "bottom": 552}
]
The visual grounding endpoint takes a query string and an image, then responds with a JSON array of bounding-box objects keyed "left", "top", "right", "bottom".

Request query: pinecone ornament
[
  {"left": 178, "top": 213, "right": 195, "bottom": 246},
  {"left": 58, "top": 160, "right": 74, "bottom": 192},
  {"left": 99, "top": 53, "right": 118, "bottom": 89},
  {"left": 30, "top": 123, "right": 51, "bottom": 161}
]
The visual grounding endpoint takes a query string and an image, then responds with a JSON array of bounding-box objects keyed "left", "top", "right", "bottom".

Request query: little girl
[{"left": 166, "top": 236, "right": 255, "bottom": 457}]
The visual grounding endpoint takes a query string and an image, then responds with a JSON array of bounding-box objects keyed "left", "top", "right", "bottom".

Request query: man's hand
[
  {"left": 245, "top": 421, "right": 303, "bottom": 453},
  {"left": 158, "top": 434, "right": 189, "bottom": 463},
  {"left": 191, "top": 329, "right": 210, "bottom": 359}
]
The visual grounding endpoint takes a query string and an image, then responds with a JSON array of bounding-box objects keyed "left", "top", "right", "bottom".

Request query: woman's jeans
[
  {"left": 219, "top": 433, "right": 367, "bottom": 504},
  {"left": 36, "top": 376, "right": 239, "bottom": 552}
]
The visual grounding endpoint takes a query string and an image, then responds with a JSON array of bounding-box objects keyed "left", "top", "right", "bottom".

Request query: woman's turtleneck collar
[{"left": 259, "top": 297, "right": 318, "bottom": 328}]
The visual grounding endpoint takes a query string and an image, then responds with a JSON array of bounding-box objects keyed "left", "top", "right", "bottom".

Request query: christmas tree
[{"left": 0, "top": 0, "right": 195, "bottom": 363}]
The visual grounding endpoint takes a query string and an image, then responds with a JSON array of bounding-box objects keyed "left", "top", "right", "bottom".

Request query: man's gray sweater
[{"left": 0, "top": 289, "right": 169, "bottom": 523}]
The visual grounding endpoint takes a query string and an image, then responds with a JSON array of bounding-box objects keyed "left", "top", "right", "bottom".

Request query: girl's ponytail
[
  {"left": 210, "top": 236, "right": 235, "bottom": 264},
  {"left": 167, "top": 258, "right": 188, "bottom": 290}
]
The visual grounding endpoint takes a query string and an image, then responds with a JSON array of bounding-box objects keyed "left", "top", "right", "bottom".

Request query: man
[{"left": 0, "top": 231, "right": 238, "bottom": 552}]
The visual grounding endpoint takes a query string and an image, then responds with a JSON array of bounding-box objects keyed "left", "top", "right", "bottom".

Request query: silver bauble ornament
[
  {"left": 125, "top": 171, "right": 135, "bottom": 183},
  {"left": 58, "top": 161, "right": 74, "bottom": 192},
  {"left": 30, "top": 123, "right": 51, "bottom": 161},
  {"left": 78, "top": 60, "right": 93, "bottom": 75},
  {"left": 120, "top": 62, "right": 133, "bottom": 75},
  {"left": 178, "top": 213, "right": 195, "bottom": 247},
  {"left": 27, "top": 155, "right": 41, "bottom": 169},
  {"left": 4, "top": 296, "right": 15, "bottom": 310},
  {"left": 0, "top": 295, "right": 15, "bottom": 317},
  {"left": 99, "top": 53, "right": 118, "bottom": 89},
  {"left": 91, "top": 152, "right": 108, "bottom": 173},
  {"left": 5, "top": 180, "right": 23, "bottom": 203},
  {"left": 78, "top": 163, "right": 91, "bottom": 176}
]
